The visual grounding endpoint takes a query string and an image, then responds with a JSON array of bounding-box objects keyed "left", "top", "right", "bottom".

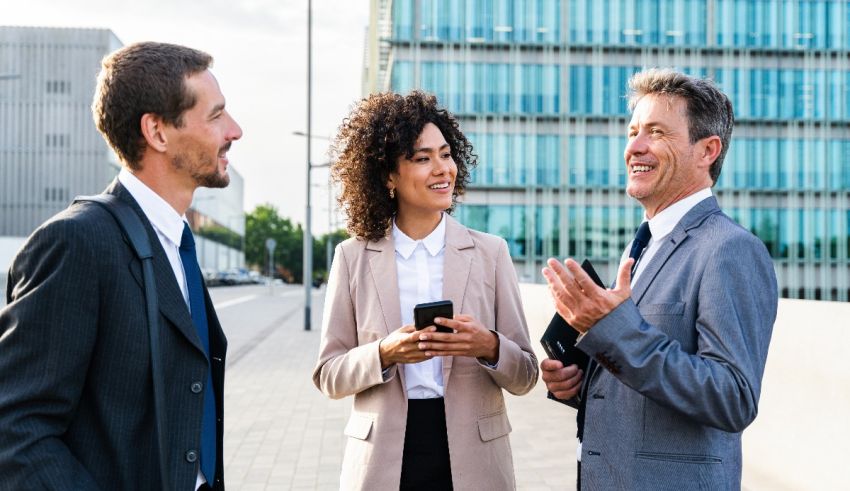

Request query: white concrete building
[{"left": 0, "top": 26, "right": 245, "bottom": 283}]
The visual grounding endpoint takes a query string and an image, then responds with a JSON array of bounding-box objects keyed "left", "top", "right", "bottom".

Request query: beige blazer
[{"left": 313, "top": 215, "right": 538, "bottom": 490}]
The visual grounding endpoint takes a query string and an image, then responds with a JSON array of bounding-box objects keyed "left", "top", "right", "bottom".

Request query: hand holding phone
[{"left": 414, "top": 300, "right": 453, "bottom": 333}]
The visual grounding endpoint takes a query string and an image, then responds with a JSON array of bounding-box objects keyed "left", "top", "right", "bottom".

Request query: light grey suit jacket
[{"left": 575, "top": 197, "right": 777, "bottom": 490}]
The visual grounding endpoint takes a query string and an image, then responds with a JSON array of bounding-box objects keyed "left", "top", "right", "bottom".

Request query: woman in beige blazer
[{"left": 313, "top": 91, "right": 538, "bottom": 490}]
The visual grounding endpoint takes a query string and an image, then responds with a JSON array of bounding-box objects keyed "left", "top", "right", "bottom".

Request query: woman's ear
[{"left": 140, "top": 113, "right": 168, "bottom": 153}]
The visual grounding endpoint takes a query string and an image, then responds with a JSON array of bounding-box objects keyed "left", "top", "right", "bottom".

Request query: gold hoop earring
[{"left": 389, "top": 188, "right": 395, "bottom": 199}]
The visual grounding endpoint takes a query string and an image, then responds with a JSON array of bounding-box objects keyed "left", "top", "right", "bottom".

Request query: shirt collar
[
  {"left": 646, "top": 187, "right": 713, "bottom": 241},
  {"left": 392, "top": 213, "right": 447, "bottom": 260},
  {"left": 118, "top": 168, "right": 187, "bottom": 248}
]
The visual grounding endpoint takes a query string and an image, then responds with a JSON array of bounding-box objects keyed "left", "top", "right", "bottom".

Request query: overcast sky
[{"left": 5, "top": 0, "right": 370, "bottom": 233}]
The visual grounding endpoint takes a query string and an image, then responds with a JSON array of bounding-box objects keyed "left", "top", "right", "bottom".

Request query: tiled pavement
[{"left": 219, "top": 287, "right": 577, "bottom": 490}]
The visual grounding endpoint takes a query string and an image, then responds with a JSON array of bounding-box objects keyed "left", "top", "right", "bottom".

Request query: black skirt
[{"left": 400, "top": 398, "right": 453, "bottom": 490}]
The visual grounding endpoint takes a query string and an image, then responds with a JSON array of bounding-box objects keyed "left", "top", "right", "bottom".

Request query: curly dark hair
[{"left": 330, "top": 91, "right": 477, "bottom": 241}]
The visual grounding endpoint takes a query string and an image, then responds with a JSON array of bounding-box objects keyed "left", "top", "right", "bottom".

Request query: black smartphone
[{"left": 414, "top": 300, "right": 453, "bottom": 333}]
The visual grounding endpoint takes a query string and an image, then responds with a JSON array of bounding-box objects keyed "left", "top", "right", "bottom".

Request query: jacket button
[
  {"left": 191, "top": 382, "right": 203, "bottom": 394},
  {"left": 185, "top": 450, "right": 198, "bottom": 463}
]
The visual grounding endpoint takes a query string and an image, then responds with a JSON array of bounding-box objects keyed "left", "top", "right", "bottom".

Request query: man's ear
[
  {"left": 140, "top": 113, "right": 168, "bottom": 153},
  {"left": 697, "top": 135, "right": 722, "bottom": 170}
]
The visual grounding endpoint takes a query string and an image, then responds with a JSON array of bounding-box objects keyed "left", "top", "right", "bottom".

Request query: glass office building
[{"left": 365, "top": 0, "right": 850, "bottom": 301}]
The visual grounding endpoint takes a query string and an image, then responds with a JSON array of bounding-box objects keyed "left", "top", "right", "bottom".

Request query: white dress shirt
[
  {"left": 117, "top": 169, "right": 209, "bottom": 489},
  {"left": 626, "top": 187, "right": 713, "bottom": 285},
  {"left": 393, "top": 214, "right": 447, "bottom": 399},
  {"left": 118, "top": 169, "right": 190, "bottom": 304}
]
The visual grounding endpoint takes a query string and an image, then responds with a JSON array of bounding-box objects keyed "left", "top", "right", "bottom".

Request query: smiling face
[
  {"left": 387, "top": 122, "right": 457, "bottom": 226},
  {"left": 624, "top": 94, "right": 714, "bottom": 217},
  {"left": 165, "top": 70, "right": 242, "bottom": 189}
]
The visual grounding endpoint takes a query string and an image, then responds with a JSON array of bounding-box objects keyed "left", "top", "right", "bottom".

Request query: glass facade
[
  {"left": 370, "top": 0, "right": 850, "bottom": 300},
  {"left": 393, "top": 0, "right": 850, "bottom": 50},
  {"left": 394, "top": 0, "right": 561, "bottom": 43},
  {"left": 465, "top": 132, "right": 850, "bottom": 191}
]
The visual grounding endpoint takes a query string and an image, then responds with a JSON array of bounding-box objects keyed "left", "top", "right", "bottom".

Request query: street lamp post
[{"left": 304, "top": 0, "right": 313, "bottom": 331}]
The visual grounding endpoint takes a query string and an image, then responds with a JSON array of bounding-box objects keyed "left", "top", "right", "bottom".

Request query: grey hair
[{"left": 627, "top": 68, "right": 734, "bottom": 184}]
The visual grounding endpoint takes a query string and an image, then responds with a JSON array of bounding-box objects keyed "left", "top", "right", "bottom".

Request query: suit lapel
[
  {"left": 367, "top": 236, "right": 402, "bottom": 336},
  {"left": 365, "top": 236, "right": 405, "bottom": 390},
  {"left": 441, "top": 216, "right": 474, "bottom": 383},
  {"left": 107, "top": 180, "right": 205, "bottom": 354},
  {"left": 630, "top": 197, "right": 721, "bottom": 306}
]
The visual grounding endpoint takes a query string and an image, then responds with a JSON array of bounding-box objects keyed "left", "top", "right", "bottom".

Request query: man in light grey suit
[
  {"left": 0, "top": 42, "right": 241, "bottom": 490},
  {"left": 540, "top": 68, "right": 778, "bottom": 490}
]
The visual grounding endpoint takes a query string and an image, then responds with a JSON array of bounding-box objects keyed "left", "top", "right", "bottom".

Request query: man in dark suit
[
  {"left": 539, "top": 69, "right": 777, "bottom": 489},
  {"left": 0, "top": 42, "right": 242, "bottom": 490}
]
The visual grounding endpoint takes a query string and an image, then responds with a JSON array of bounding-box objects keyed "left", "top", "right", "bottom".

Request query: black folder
[{"left": 540, "top": 259, "right": 606, "bottom": 369}]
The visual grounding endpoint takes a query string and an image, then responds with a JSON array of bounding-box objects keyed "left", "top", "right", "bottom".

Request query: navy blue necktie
[
  {"left": 179, "top": 223, "right": 216, "bottom": 483},
  {"left": 628, "top": 222, "right": 652, "bottom": 278}
]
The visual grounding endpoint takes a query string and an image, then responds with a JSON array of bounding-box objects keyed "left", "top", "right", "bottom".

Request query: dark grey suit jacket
[
  {"left": 556, "top": 197, "right": 777, "bottom": 490},
  {"left": 0, "top": 180, "right": 227, "bottom": 490}
]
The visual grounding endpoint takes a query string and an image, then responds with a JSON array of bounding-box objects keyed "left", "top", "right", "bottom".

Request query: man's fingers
[
  {"left": 615, "top": 258, "right": 634, "bottom": 291},
  {"left": 540, "top": 363, "right": 580, "bottom": 383},
  {"left": 540, "top": 358, "right": 565, "bottom": 371},
  {"left": 564, "top": 259, "right": 596, "bottom": 295},
  {"left": 547, "top": 368, "right": 584, "bottom": 398},
  {"left": 542, "top": 263, "right": 563, "bottom": 290},
  {"left": 544, "top": 265, "right": 580, "bottom": 312},
  {"left": 551, "top": 385, "right": 582, "bottom": 400},
  {"left": 549, "top": 257, "right": 576, "bottom": 287}
]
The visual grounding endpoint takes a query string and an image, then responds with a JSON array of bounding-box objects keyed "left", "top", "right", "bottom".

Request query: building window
[
  {"left": 44, "top": 187, "right": 68, "bottom": 202},
  {"left": 46, "top": 80, "right": 71, "bottom": 94},
  {"left": 45, "top": 134, "right": 70, "bottom": 148}
]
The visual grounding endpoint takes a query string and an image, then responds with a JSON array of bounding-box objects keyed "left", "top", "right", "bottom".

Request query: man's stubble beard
[{"left": 171, "top": 148, "right": 230, "bottom": 189}]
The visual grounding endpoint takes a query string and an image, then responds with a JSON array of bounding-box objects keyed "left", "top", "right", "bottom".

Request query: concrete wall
[
  {"left": 0, "top": 27, "right": 122, "bottom": 237},
  {"left": 0, "top": 237, "right": 25, "bottom": 305},
  {"left": 519, "top": 283, "right": 848, "bottom": 491}
]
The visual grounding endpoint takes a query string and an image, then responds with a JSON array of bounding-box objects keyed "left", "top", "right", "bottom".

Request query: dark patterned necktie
[
  {"left": 179, "top": 223, "right": 216, "bottom": 482},
  {"left": 628, "top": 222, "right": 652, "bottom": 278}
]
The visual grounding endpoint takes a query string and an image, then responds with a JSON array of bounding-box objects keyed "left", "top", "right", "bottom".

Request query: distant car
[
  {"left": 218, "top": 268, "right": 253, "bottom": 286},
  {"left": 248, "top": 271, "right": 263, "bottom": 284},
  {"left": 202, "top": 268, "right": 221, "bottom": 287}
]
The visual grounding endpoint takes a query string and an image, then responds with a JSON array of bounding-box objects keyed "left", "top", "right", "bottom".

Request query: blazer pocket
[
  {"left": 477, "top": 411, "right": 512, "bottom": 442},
  {"left": 343, "top": 414, "right": 374, "bottom": 441},
  {"left": 635, "top": 451, "right": 721, "bottom": 464},
  {"left": 641, "top": 302, "right": 685, "bottom": 316}
]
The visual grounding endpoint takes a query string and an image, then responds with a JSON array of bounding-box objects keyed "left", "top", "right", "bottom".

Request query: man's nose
[
  {"left": 625, "top": 132, "right": 648, "bottom": 157},
  {"left": 227, "top": 114, "right": 243, "bottom": 141}
]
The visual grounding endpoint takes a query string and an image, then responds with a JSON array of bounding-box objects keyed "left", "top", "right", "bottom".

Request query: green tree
[
  {"left": 245, "top": 204, "right": 302, "bottom": 281},
  {"left": 312, "top": 228, "right": 349, "bottom": 283},
  {"left": 245, "top": 204, "right": 349, "bottom": 284}
]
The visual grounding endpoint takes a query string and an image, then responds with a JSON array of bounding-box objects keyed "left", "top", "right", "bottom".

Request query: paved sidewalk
[{"left": 221, "top": 288, "right": 577, "bottom": 490}]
